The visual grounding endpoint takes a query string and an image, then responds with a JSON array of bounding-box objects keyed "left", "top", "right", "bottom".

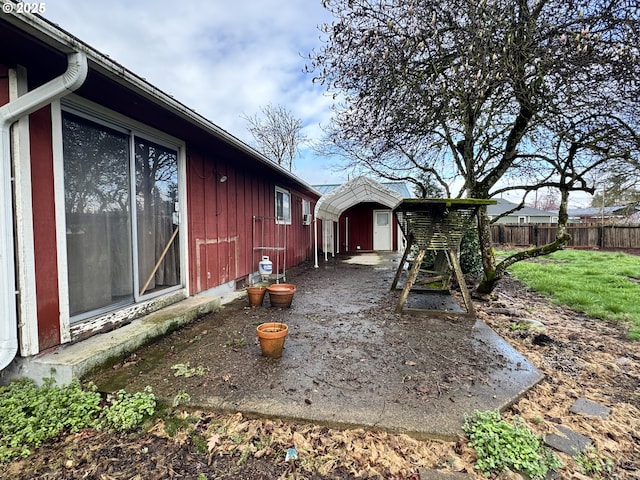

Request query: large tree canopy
[{"left": 309, "top": 0, "right": 640, "bottom": 292}]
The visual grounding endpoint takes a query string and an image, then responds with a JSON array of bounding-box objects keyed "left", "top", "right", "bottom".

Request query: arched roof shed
[{"left": 314, "top": 176, "right": 404, "bottom": 222}]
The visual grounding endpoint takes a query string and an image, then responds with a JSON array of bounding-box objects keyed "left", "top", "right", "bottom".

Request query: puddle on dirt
[{"left": 404, "top": 290, "right": 466, "bottom": 313}]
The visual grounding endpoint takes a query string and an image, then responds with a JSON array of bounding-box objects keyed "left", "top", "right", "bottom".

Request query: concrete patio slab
[{"left": 83, "top": 252, "right": 543, "bottom": 441}]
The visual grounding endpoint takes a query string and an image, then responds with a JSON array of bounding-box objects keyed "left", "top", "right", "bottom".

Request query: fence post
[{"left": 598, "top": 224, "right": 603, "bottom": 249}]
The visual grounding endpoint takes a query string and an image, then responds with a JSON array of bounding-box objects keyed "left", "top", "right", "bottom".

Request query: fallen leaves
[{"left": 195, "top": 412, "right": 464, "bottom": 478}]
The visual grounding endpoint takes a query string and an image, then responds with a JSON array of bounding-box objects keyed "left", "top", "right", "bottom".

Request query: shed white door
[{"left": 373, "top": 210, "right": 392, "bottom": 251}]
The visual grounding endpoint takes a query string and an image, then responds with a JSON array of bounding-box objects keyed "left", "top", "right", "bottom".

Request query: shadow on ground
[{"left": 88, "top": 252, "right": 541, "bottom": 441}]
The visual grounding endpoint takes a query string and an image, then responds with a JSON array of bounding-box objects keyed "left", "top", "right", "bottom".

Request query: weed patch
[
  {"left": 0, "top": 379, "right": 156, "bottom": 463},
  {"left": 463, "top": 410, "right": 562, "bottom": 479}
]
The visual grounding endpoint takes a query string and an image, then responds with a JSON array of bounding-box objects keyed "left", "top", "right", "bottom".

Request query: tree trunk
[{"left": 476, "top": 206, "right": 498, "bottom": 295}]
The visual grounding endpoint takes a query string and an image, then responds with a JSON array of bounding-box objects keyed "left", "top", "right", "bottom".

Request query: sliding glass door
[
  {"left": 62, "top": 111, "right": 180, "bottom": 321},
  {"left": 135, "top": 138, "right": 179, "bottom": 296}
]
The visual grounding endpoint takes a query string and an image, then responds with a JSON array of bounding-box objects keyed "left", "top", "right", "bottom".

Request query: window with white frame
[
  {"left": 275, "top": 187, "right": 291, "bottom": 224},
  {"left": 302, "top": 199, "right": 311, "bottom": 224}
]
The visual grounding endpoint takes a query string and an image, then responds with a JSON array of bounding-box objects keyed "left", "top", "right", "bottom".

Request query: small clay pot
[
  {"left": 266, "top": 284, "right": 296, "bottom": 308},
  {"left": 256, "top": 322, "right": 288, "bottom": 358},
  {"left": 247, "top": 286, "right": 266, "bottom": 307}
]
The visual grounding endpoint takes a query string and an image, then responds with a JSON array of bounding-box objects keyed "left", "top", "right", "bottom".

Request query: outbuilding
[
  {"left": 487, "top": 198, "right": 558, "bottom": 224},
  {"left": 312, "top": 176, "right": 409, "bottom": 265}
]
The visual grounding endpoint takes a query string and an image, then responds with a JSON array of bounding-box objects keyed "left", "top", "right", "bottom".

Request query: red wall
[
  {"left": 0, "top": 65, "right": 8, "bottom": 104},
  {"left": 1, "top": 68, "right": 61, "bottom": 350},
  {"left": 3, "top": 62, "right": 317, "bottom": 352},
  {"left": 186, "top": 147, "right": 316, "bottom": 293},
  {"left": 338, "top": 202, "right": 398, "bottom": 252},
  {"left": 29, "top": 106, "right": 61, "bottom": 349}
]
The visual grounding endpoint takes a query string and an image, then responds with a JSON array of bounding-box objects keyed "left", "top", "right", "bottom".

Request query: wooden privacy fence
[{"left": 491, "top": 224, "right": 640, "bottom": 249}]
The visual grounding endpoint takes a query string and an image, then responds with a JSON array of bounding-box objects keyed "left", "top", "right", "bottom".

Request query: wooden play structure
[{"left": 392, "top": 199, "right": 496, "bottom": 317}]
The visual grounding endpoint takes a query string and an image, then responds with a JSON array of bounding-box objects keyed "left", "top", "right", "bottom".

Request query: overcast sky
[{"left": 41, "top": 0, "right": 347, "bottom": 186}]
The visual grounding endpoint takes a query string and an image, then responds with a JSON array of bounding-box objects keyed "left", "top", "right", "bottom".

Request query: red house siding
[
  {"left": 6, "top": 100, "right": 317, "bottom": 353},
  {"left": 1, "top": 69, "right": 61, "bottom": 351},
  {"left": 338, "top": 202, "right": 398, "bottom": 252},
  {"left": 2, "top": 68, "right": 318, "bottom": 355},
  {"left": 0, "top": 65, "right": 8, "bottom": 104},
  {"left": 29, "top": 106, "right": 61, "bottom": 350},
  {"left": 186, "top": 147, "right": 315, "bottom": 293}
]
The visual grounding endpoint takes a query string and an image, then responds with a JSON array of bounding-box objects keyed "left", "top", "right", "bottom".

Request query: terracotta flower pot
[
  {"left": 266, "top": 283, "right": 296, "bottom": 308},
  {"left": 247, "top": 286, "right": 267, "bottom": 307},
  {"left": 256, "top": 322, "right": 288, "bottom": 358}
]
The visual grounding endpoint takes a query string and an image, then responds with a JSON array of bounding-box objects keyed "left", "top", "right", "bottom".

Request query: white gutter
[{"left": 0, "top": 52, "right": 88, "bottom": 370}]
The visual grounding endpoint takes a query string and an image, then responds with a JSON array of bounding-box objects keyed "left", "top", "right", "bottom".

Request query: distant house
[
  {"left": 1, "top": 10, "right": 319, "bottom": 377},
  {"left": 313, "top": 177, "right": 412, "bottom": 260},
  {"left": 567, "top": 204, "right": 640, "bottom": 224},
  {"left": 487, "top": 198, "right": 558, "bottom": 224}
]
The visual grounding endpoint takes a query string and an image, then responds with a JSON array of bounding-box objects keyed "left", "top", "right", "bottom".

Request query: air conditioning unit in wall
[{"left": 302, "top": 213, "right": 312, "bottom": 225}]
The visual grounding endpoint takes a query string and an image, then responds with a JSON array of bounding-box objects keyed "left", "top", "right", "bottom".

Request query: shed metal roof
[
  {"left": 313, "top": 180, "right": 413, "bottom": 198},
  {"left": 314, "top": 176, "right": 405, "bottom": 222}
]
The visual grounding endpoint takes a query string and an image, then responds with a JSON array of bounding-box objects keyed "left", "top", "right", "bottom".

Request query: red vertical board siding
[
  {"left": 186, "top": 146, "right": 317, "bottom": 294},
  {"left": 215, "top": 158, "right": 229, "bottom": 284},
  {"left": 340, "top": 203, "right": 375, "bottom": 251},
  {"left": 392, "top": 214, "right": 398, "bottom": 250},
  {"left": 29, "top": 106, "right": 61, "bottom": 349},
  {"left": 233, "top": 170, "right": 248, "bottom": 277},
  {"left": 186, "top": 150, "right": 199, "bottom": 294},
  {"left": 0, "top": 65, "right": 9, "bottom": 104}
]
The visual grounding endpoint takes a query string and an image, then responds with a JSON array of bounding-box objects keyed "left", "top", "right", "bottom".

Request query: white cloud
[{"left": 42, "top": 0, "right": 342, "bottom": 184}]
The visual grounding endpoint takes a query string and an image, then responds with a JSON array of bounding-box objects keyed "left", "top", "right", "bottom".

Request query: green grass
[{"left": 505, "top": 249, "right": 640, "bottom": 340}]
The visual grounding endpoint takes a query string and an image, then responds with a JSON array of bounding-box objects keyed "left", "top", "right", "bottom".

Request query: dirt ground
[{"left": 2, "top": 254, "right": 639, "bottom": 479}]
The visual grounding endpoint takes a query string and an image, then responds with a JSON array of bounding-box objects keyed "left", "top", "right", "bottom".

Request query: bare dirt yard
[{"left": 2, "top": 258, "right": 639, "bottom": 479}]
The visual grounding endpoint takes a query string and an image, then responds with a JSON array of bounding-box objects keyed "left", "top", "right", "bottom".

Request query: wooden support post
[
  {"left": 447, "top": 249, "right": 475, "bottom": 318},
  {"left": 391, "top": 235, "right": 413, "bottom": 290},
  {"left": 395, "top": 248, "right": 425, "bottom": 314}
]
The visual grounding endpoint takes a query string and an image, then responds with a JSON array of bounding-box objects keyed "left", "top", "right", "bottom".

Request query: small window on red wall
[{"left": 275, "top": 187, "right": 291, "bottom": 224}]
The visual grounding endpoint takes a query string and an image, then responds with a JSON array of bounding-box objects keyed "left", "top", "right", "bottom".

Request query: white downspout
[{"left": 0, "top": 52, "right": 88, "bottom": 370}]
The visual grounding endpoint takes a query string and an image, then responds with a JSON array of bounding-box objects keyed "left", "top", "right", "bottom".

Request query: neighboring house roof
[
  {"left": 313, "top": 180, "right": 413, "bottom": 199},
  {"left": 567, "top": 205, "right": 640, "bottom": 218},
  {"left": 314, "top": 176, "right": 405, "bottom": 222},
  {"left": 487, "top": 198, "right": 556, "bottom": 217}
]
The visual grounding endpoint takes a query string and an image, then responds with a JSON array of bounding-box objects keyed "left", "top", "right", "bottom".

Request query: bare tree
[
  {"left": 242, "top": 104, "right": 306, "bottom": 172},
  {"left": 527, "top": 189, "right": 559, "bottom": 211},
  {"left": 308, "top": 0, "right": 640, "bottom": 292}
]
